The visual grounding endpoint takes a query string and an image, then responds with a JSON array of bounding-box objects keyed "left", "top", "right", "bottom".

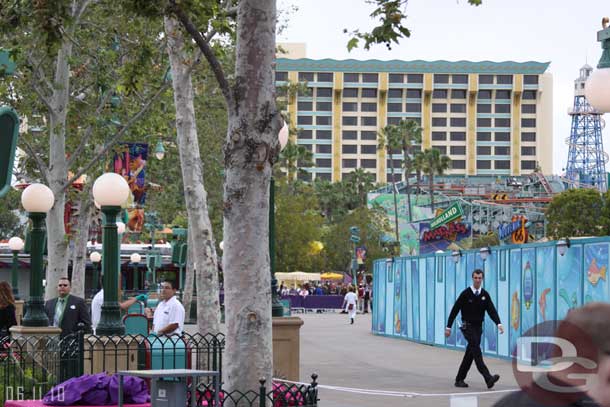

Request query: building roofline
[{"left": 276, "top": 58, "right": 551, "bottom": 74}]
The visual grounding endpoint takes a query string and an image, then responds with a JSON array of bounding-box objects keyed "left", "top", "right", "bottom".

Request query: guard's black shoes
[
  {"left": 486, "top": 374, "right": 500, "bottom": 389},
  {"left": 454, "top": 381, "right": 468, "bottom": 388}
]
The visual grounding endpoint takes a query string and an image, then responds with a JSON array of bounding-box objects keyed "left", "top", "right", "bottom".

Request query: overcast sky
[{"left": 277, "top": 0, "right": 610, "bottom": 174}]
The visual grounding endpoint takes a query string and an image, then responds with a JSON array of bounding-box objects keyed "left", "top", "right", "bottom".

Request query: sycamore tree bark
[
  {"left": 182, "top": 226, "right": 196, "bottom": 319},
  {"left": 164, "top": 16, "right": 220, "bottom": 334},
  {"left": 70, "top": 185, "right": 94, "bottom": 298}
]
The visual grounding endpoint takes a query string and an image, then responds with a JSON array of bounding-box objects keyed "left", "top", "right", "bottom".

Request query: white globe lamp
[
  {"left": 8, "top": 236, "right": 24, "bottom": 252},
  {"left": 21, "top": 183, "right": 54, "bottom": 213},
  {"left": 92, "top": 173, "right": 130, "bottom": 207}
]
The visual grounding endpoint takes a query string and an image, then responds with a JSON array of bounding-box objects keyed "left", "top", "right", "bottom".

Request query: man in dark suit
[
  {"left": 45, "top": 277, "right": 91, "bottom": 337},
  {"left": 446, "top": 269, "right": 504, "bottom": 389}
]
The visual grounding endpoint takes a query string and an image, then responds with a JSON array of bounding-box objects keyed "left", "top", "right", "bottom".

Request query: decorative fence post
[{"left": 258, "top": 378, "right": 267, "bottom": 407}]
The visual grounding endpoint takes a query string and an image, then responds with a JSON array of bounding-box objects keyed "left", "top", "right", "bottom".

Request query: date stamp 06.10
[{"left": 4, "top": 386, "right": 64, "bottom": 402}]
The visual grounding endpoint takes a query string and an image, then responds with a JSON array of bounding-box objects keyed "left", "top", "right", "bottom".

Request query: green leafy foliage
[
  {"left": 546, "top": 188, "right": 606, "bottom": 239},
  {"left": 0, "top": 188, "right": 26, "bottom": 240}
]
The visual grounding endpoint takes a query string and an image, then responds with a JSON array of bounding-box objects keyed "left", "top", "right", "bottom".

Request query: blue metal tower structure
[{"left": 565, "top": 65, "right": 608, "bottom": 191}]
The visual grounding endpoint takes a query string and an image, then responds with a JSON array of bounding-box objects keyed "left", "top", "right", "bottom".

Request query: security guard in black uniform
[{"left": 446, "top": 269, "right": 504, "bottom": 388}]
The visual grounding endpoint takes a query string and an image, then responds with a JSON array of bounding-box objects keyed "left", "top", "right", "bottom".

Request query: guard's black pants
[{"left": 455, "top": 324, "right": 491, "bottom": 382}]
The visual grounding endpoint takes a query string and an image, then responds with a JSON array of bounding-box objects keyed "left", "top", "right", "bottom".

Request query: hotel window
[
  {"left": 387, "top": 159, "right": 402, "bottom": 168},
  {"left": 450, "top": 146, "right": 466, "bottom": 155},
  {"left": 477, "top": 104, "right": 492, "bottom": 113},
  {"left": 477, "top": 132, "right": 491, "bottom": 141},
  {"left": 361, "top": 117, "right": 377, "bottom": 126},
  {"left": 275, "top": 71, "right": 288, "bottom": 81},
  {"left": 361, "top": 159, "right": 376, "bottom": 168},
  {"left": 523, "top": 90, "right": 537, "bottom": 100},
  {"left": 479, "top": 75, "right": 493, "bottom": 84},
  {"left": 298, "top": 115, "right": 312, "bottom": 125},
  {"left": 496, "top": 90, "right": 511, "bottom": 99},
  {"left": 497, "top": 75, "right": 513, "bottom": 84},
  {"left": 450, "top": 118, "right": 466, "bottom": 127},
  {"left": 361, "top": 131, "right": 377, "bottom": 140},
  {"left": 298, "top": 101, "right": 312, "bottom": 111},
  {"left": 524, "top": 75, "right": 539, "bottom": 85},
  {"left": 316, "top": 102, "right": 331, "bottom": 111},
  {"left": 361, "top": 102, "right": 377, "bottom": 112},
  {"left": 432, "top": 131, "right": 446, "bottom": 141},
  {"left": 495, "top": 146, "right": 510, "bottom": 155},
  {"left": 298, "top": 130, "right": 312, "bottom": 139},
  {"left": 522, "top": 132, "right": 536, "bottom": 142},
  {"left": 432, "top": 117, "right": 447, "bottom": 126},
  {"left": 432, "top": 103, "right": 447, "bottom": 113},
  {"left": 407, "top": 89, "right": 422, "bottom": 98},
  {"left": 389, "top": 89, "right": 403, "bottom": 98},
  {"left": 406, "top": 103, "right": 422, "bottom": 112},
  {"left": 317, "top": 130, "right": 332, "bottom": 139},
  {"left": 316, "top": 158, "right": 331, "bottom": 167},
  {"left": 495, "top": 118, "right": 511, "bottom": 127},
  {"left": 388, "top": 103, "right": 402, "bottom": 112},
  {"left": 521, "top": 146, "right": 536, "bottom": 156},
  {"left": 407, "top": 74, "right": 423, "bottom": 83},
  {"left": 317, "top": 88, "right": 332, "bottom": 97},
  {"left": 361, "top": 145, "right": 377, "bottom": 154},
  {"left": 452, "top": 160, "right": 466, "bottom": 169},
  {"left": 389, "top": 74, "right": 404, "bottom": 83},
  {"left": 362, "top": 73, "right": 378, "bottom": 83},
  {"left": 495, "top": 160, "right": 510, "bottom": 170},
  {"left": 451, "top": 89, "right": 467, "bottom": 99},
  {"left": 451, "top": 104, "right": 466, "bottom": 113},
  {"left": 434, "top": 74, "right": 449, "bottom": 84},
  {"left": 299, "top": 143, "right": 312, "bottom": 151},
  {"left": 432, "top": 145, "right": 447, "bottom": 154},
  {"left": 433, "top": 89, "right": 448, "bottom": 98},
  {"left": 477, "top": 160, "right": 491, "bottom": 169},
  {"left": 478, "top": 90, "right": 492, "bottom": 99},
  {"left": 342, "top": 102, "right": 357, "bottom": 112},
  {"left": 477, "top": 146, "right": 491, "bottom": 155},
  {"left": 362, "top": 88, "right": 377, "bottom": 98},
  {"left": 521, "top": 161, "right": 537, "bottom": 170},
  {"left": 316, "top": 145, "right": 332, "bottom": 153},
  {"left": 298, "top": 72, "right": 314, "bottom": 81},
  {"left": 495, "top": 132, "right": 510, "bottom": 141},
  {"left": 522, "top": 118, "right": 536, "bottom": 128},
  {"left": 344, "top": 73, "right": 359, "bottom": 82},
  {"left": 341, "top": 114, "right": 357, "bottom": 127},
  {"left": 343, "top": 159, "right": 357, "bottom": 168},
  {"left": 522, "top": 104, "right": 536, "bottom": 114},
  {"left": 477, "top": 118, "right": 491, "bottom": 127},
  {"left": 452, "top": 74, "right": 468, "bottom": 84},
  {"left": 317, "top": 72, "right": 333, "bottom": 82},
  {"left": 316, "top": 116, "right": 331, "bottom": 125},
  {"left": 495, "top": 104, "right": 511, "bottom": 113},
  {"left": 343, "top": 88, "right": 358, "bottom": 97},
  {"left": 450, "top": 132, "right": 466, "bottom": 141},
  {"left": 342, "top": 145, "right": 357, "bottom": 154},
  {"left": 342, "top": 131, "right": 357, "bottom": 140},
  {"left": 387, "top": 117, "right": 402, "bottom": 125}
]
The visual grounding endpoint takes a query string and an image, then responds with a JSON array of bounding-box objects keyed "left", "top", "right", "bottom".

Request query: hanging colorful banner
[
  {"left": 419, "top": 221, "right": 471, "bottom": 255},
  {"left": 113, "top": 142, "right": 148, "bottom": 206}
]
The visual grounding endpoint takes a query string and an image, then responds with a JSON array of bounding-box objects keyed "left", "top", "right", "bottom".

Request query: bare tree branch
[
  {"left": 169, "top": 1, "right": 232, "bottom": 107},
  {"left": 20, "top": 138, "right": 50, "bottom": 183},
  {"left": 30, "top": 82, "right": 54, "bottom": 112},
  {"left": 62, "top": 81, "right": 172, "bottom": 191}
]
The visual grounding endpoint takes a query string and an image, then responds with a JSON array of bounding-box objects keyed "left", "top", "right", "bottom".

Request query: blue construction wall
[{"left": 372, "top": 237, "right": 610, "bottom": 358}]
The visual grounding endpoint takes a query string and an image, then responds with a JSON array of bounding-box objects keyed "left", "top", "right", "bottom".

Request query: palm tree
[
  {"left": 279, "top": 140, "right": 314, "bottom": 182},
  {"left": 344, "top": 168, "right": 375, "bottom": 208},
  {"left": 420, "top": 148, "right": 451, "bottom": 212},
  {"left": 412, "top": 151, "right": 425, "bottom": 205}
]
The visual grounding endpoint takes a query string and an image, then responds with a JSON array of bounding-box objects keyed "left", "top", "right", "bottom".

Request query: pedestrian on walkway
[
  {"left": 342, "top": 286, "right": 358, "bottom": 324},
  {"left": 446, "top": 269, "right": 504, "bottom": 389},
  {"left": 45, "top": 277, "right": 91, "bottom": 337},
  {"left": 0, "top": 282, "right": 17, "bottom": 338}
]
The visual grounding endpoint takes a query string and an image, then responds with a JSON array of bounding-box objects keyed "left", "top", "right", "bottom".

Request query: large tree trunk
[
  {"left": 70, "top": 186, "right": 94, "bottom": 298},
  {"left": 45, "top": 38, "right": 73, "bottom": 300},
  {"left": 223, "top": 0, "right": 278, "bottom": 394},
  {"left": 165, "top": 16, "right": 220, "bottom": 334},
  {"left": 181, "top": 225, "right": 196, "bottom": 319}
]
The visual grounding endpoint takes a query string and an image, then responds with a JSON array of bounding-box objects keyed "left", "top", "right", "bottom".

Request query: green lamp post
[
  {"left": 585, "top": 17, "right": 610, "bottom": 112},
  {"left": 8, "top": 236, "right": 24, "bottom": 299},
  {"left": 145, "top": 211, "right": 163, "bottom": 288},
  {"left": 20, "top": 183, "right": 54, "bottom": 326},
  {"left": 92, "top": 172, "right": 130, "bottom": 336}
]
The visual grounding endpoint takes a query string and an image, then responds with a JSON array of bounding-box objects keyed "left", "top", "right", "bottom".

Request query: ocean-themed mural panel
[
  {"left": 401, "top": 260, "right": 408, "bottom": 337},
  {"left": 435, "top": 257, "right": 446, "bottom": 345},
  {"left": 584, "top": 243, "right": 608, "bottom": 304},
  {"left": 455, "top": 254, "right": 467, "bottom": 347},
  {"left": 521, "top": 248, "right": 536, "bottom": 338},
  {"left": 394, "top": 260, "right": 403, "bottom": 335},
  {"left": 445, "top": 257, "right": 457, "bottom": 346},
  {"left": 509, "top": 248, "right": 522, "bottom": 357},
  {"left": 426, "top": 257, "right": 435, "bottom": 343},
  {"left": 411, "top": 259, "right": 420, "bottom": 341},
  {"left": 419, "top": 258, "right": 427, "bottom": 343},
  {"left": 557, "top": 245, "right": 582, "bottom": 320},
  {"left": 536, "top": 246, "right": 555, "bottom": 324},
  {"left": 483, "top": 251, "right": 498, "bottom": 354}
]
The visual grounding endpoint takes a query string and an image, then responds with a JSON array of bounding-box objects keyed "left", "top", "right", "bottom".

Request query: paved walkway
[{"left": 297, "top": 312, "right": 518, "bottom": 407}]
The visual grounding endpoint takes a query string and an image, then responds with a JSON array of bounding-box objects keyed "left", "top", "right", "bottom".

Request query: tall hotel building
[{"left": 275, "top": 44, "right": 553, "bottom": 183}]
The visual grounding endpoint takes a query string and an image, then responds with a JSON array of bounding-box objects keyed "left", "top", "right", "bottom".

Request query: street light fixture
[
  {"left": 479, "top": 247, "right": 491, "bottom": 262},
  {"left": 557, "top": 238, "right": 571, "bottom": 257},
  {"left": 20, "top": 183, "right": 54, "bottom": 326},
  {"left": 451, "top": 249, "right": 463, "bottom": 264},
  {"left": 270, "top": 122, "right": 289, "bottom": 317},
  {"left": 130, "top": 252, "right": 141, "bottom": 291},
  {"left": 92, "top": 172, "right": 130, "bottom": 336},
  {"left": 585, "top": 17, "right": 610, "bottom": 112},
  {"left": 8, "top": 236, "right": 24, "bottom": 299},
  {"left": 154, "top": 140, "right": 166, "bottom": 161},
  {"left": 89, "top": 251, "right": 102, "bottom": 295}
]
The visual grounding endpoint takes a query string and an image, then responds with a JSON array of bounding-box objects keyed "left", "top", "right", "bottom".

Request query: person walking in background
[
  {"left": 146, "top": 280, "right": 185, "bottom": 335},
  {"left": 91, "top": 287, "right": 147, "bottom": 334},
  {"left": 0, "top": 282, "right": 17, "bottom": 338},
  {"left": 446, "top": 269, "right": 504, "bottom": 389},
  {"left": 342, "top": 286, "right": 358, "bottom": 325},
  {"left": 45, "top": 277, "right": 91, "bottom": 337}
]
